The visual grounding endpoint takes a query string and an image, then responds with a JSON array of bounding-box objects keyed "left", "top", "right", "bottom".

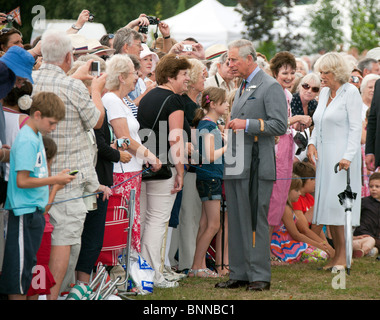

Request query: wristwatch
[{"left": 71, "top": 24, "right": 82, "bottom": 30}]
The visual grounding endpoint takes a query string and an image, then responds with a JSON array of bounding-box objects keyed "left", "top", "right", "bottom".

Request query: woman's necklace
[{"left": 329, "top": 90, "right": 336, "bottom": 100}]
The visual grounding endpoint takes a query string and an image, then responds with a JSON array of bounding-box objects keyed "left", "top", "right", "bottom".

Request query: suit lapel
[{"left": 232, "top": 70, "right": 264, "bottom": 117}]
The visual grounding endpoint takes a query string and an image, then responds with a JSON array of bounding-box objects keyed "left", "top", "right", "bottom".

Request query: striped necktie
[{"left": 240, "top": 79, "right": 248, "bottom": 96}]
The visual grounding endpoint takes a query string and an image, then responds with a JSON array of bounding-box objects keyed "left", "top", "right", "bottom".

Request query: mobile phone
[
  {"left": 117, "top": 138, "right": 130, "bottom": 148},
  {"left": 69, "top": 170, "right": 79, "bottom": 176},
  {"left": 182, "top": 44, "right": 193, "bottom": 52},
  {"left": 90, "top": 61, "right": 100, "bottom": 76}
]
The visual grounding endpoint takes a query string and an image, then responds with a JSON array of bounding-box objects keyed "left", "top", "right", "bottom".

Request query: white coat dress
[{"left": 309, "top": 83, "right": 362, "bottom": 226}]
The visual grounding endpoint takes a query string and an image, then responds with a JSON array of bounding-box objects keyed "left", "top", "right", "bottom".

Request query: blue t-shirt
[
  {"left": 195, "top": 120, "right": 224, "bottom": 180},
  {"left": 5, "top": 125, "right": 49, "bottom": 216}
]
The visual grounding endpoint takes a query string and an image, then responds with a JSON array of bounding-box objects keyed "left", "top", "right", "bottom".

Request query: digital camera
[{"left": 138, "top": 16, "right": 160, "bottom": 34}]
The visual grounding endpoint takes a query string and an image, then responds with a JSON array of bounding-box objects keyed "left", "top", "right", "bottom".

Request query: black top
[
  {"left": 138, "top": 87, "right": 191, "bottom": 158},
  {"left": 353, "top": 195, "right": 380, "bottom": 250},
  {"left": 180, "top": 94, "right": 200, "bottom": 128},
  {"left": 290, "top": 92, "right": 318, "bottom": 117},
  {"left": 94, "top": 110, "right": 120, "bottom": 187}
]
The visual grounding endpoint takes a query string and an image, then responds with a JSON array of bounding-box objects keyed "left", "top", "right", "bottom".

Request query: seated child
[
  {"left": 0, "top": 92, "right": 76, "bottom": 300},
  {"left": 353, "top": 172, "right": 380, "bottom": 258},
  {"left": 271, "top": 174, "right": 330, "bottom": 263}
]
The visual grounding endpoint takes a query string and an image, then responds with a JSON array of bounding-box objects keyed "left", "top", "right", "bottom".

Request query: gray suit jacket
[{"left": 224, "top": 69, "right": 288, "bottom": 180}]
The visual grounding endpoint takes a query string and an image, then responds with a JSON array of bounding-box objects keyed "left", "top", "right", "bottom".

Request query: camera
[
  {"left": 117, "top": 138, "right": 130, "bottom": 148},
  {"left": 88, "top": 13, "right": 95, "bottom": 22},
  {"left": 138, "top": 16, "right": 160, "bottom": 34},
  {"left": 90, "top": 61, "right": 100, "bottom": 77},
  {"left": 183, "top": 44, "right": 193, "bottom": 52},
  {"left": 6, "top": 14, "right": 14, "bottom": 23}
]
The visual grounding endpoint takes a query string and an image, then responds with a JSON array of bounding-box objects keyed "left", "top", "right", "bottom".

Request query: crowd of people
[{"left": 0, "top": 9, "right": 380, "bottom": 299}]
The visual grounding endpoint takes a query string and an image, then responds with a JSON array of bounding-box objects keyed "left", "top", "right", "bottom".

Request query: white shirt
[{"left": 102, "top": 92, "right": 142, "bottom": 173}]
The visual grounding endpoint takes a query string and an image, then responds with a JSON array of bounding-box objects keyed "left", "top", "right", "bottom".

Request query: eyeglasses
[
  {"left": 107, "top": 34, "right": 114, "bottom": 39},
  {"left": 301, "top": 83, "right": 319, "bottom": 93}
]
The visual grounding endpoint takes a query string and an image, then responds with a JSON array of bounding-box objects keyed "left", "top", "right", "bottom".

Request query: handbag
[
  {"left": 142, "top": 94, "right": 173, "bottom": 181},
  {"left": 293, "top": 127, "right": 309, "bottom": 155}
]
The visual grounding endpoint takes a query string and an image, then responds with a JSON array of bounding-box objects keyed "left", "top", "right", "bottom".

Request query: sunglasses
[
  {"left": 108, "top": 34, "right": 114, "bottom": 39},
  {"left": 301, "top": 83, "right": 319, "bottom": 93},
  {"left": 350, "top": 76, "right": 360, "bottom": 83}
]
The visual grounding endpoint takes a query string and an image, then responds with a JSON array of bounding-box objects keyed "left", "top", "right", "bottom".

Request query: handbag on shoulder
[{"left": 142, "top": 94, "right": 173, "bottom": 181}]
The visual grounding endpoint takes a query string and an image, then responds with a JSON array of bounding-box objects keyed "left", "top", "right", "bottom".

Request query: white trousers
[{"left": 140, "top": 168, "right": 177, "bottom": 283}]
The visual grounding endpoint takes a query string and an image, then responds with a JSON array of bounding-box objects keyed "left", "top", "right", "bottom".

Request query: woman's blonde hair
[
  {"left": 187, "top": 58, "right": 205, "bottom": 87},
  {"left": 105, "top": 54, "right": 133, "bottom": 90},
  {"left": 314, "top": 52, "right": 350, "bottom": 84}
]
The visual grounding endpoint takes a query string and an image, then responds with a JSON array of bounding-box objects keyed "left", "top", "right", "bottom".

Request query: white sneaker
[
  {"left": 367, "top": 247, "right": 379, "bottom": 257},
  {"left": 154, "top": 279, "right": 179, "bottom": 288},
  {"left": 163, "top": 266, "right": 187, "bottom": 281}
]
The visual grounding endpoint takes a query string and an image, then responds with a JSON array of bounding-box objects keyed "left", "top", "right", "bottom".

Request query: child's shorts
[
  {"left": 0, "top": 209, "right": 45, "bottom": 295},
  {"left": 196, "top": 179, "right": 223, "bottom": 202}
]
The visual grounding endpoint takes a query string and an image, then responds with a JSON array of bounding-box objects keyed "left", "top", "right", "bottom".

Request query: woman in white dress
[{"left": 307, "top": 52, "right": 362, "bottom": 270}]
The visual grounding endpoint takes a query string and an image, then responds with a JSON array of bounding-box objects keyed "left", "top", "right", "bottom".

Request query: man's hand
[
  {"left": 226, "top": 118, "right": 246, "bottom": 131},
  {"left": 365, "top": 154, "right": 375, "bottom": 171}
]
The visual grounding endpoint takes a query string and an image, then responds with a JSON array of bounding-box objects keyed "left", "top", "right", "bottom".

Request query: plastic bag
[{"left": 129, "top": 249, "right": 154, "bottom": 295}]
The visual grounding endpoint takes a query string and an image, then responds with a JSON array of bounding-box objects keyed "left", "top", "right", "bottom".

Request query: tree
[
  {"left": 308, "top": 0, "right": 344, "bottom": 53},
  {"left": 349, "top": 0, "right": 379, "bottom": 53},
  {"left": 236, "top": 0, "right": 304, "bottom": 59}
]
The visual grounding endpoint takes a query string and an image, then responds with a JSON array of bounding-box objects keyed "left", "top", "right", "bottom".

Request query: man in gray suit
[{"left": 216, "top": 39, "right": 288, "bottom": 291}]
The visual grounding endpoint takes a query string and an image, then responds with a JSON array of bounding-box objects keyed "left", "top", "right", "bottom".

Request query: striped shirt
[{"left": 32, "top": 63, "right": 100, "bottom": 192}]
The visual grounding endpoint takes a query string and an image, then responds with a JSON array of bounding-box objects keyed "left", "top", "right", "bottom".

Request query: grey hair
[
  {"left": 360, "top": 74, "right": 380, "bottom": 93},
  {"left": 358, "top": 57, "right": 378, "bottom": 73},
  {"left": 228, "top": 39, "right": 257, "bottom": 61},
  {"left": 300, "top": 72, "right": 320, "bottom": 88},
  {"left": 113, "top": 27, "right": 142, "bottom": 54},
  {"left": 41, "top": 29, "right": 72, "bottom": 64},
  {"left": 105, "top": 54, "right": 133, "bottom": 90}
]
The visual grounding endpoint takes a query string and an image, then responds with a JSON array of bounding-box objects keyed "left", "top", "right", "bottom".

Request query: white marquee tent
[{"left": 162, "top": 0, "right": 245, "bottom": 49}]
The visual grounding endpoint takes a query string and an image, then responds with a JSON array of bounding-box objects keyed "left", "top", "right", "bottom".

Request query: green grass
[{"left": 131, "top": 257, "right": 380, "bottom": 300}]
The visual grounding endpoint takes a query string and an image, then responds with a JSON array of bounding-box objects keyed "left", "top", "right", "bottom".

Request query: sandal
[
  {"left": 270, "top": 256, "right": 286, "bottom": 266},
  {"left": 188, "top": 268, "right": 220, "bottom": 278}
]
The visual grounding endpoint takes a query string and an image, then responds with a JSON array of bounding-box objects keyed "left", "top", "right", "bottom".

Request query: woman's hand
[
  {"left": 307, "top": 144, "right": 318, "bottom": 166},
  {"left": 171, "top": 173, "right": 183, "bottom": 194},
  {"left": 150, "top": 157, "right": 162, "bottom": 172},
  {"left": 338, "top": 158, "right": 351, "bottom": 171}
]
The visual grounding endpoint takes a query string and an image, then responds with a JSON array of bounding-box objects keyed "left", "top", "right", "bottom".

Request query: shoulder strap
[{"left": 150, "top": 94, "right": 173, "bottom": 130}]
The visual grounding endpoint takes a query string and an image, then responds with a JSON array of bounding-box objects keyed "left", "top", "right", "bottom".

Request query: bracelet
[
  {"left": 258, "top": 118, "right": 264, "bottom": 132},
  {"left": 163, "top": 35, "right": 171, "bottom": 39},
  {"left": 71, "top": 24, "right": 82, "bottom": 30}
]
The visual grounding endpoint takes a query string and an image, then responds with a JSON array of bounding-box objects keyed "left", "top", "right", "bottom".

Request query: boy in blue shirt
[{"left": 0, "top": 91, "right": 76, "bottom": 300}]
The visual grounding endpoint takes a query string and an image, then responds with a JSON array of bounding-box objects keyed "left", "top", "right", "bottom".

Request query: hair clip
[
  {"left": 175, "top": 55, "right": 180, "bottom": 59},
  {"left": 205, "top": 95, "right": 211, "bottom": 104}
]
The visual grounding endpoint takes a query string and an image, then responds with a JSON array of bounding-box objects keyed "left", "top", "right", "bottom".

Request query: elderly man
[
  {"left": 358, "top": 57, "right": 380, "bottom": 77},
  {"left": 215, "top": 39, "right": 287, "bottom": 291},
  {"left": 365, "top": 79, "right": 380, "bottom": 171},
  {"left": 32, "top": 29, "right": 105, "bottom": 300},
  {"left": 113, "top": 27, "right": 143, "bottom": 56},
  {"left": 205, "top": 52, "right": 236, "bottom": 94}
]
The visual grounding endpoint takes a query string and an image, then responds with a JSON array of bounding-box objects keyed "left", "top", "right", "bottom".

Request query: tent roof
[{"left": 163, "top": 0, "right": 245, "bottom": 49}]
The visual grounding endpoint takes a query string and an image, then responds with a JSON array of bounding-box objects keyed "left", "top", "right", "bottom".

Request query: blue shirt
[
  {"left": 5, "top": 125, "right": 49, "bottom": 216},
  {"left": 244, "top": 66, "right": 261, "bottom": 132},
  {"left": 195, "top": 120, "right": 224, "bottom": 180}
]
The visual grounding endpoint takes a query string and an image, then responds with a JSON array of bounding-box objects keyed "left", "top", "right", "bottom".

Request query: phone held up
[{"left": 90, "top": 61, "right": 100, "bottom": 77}]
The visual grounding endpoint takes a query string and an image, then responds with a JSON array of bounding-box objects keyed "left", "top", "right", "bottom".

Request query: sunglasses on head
[
  {"left": 108, "top": 34, "right": 114, "bottom": 39},
  {"left": 301, "top": 83, "right": 319, "bottom": 93}
]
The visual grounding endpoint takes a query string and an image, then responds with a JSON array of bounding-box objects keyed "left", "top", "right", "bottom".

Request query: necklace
[{"left": 329, "top": 90, "right": 336, "bottom": 100}]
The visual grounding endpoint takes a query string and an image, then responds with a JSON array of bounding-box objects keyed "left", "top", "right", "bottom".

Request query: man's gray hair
[
  {"left": 113, "top": 27, "right": 143, "bottom": 54},
  {"left": 228, "top": 39, "right": 257, "bottom": 61},
  {"left": 41, "top": 29, "right": 72, "bottom": 64},
  {"left": 358, "top": 57, "right": 378, "bottom": 73}
]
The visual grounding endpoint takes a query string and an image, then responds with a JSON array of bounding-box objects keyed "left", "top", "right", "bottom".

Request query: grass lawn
[{"left": 132, "top": 256, "right": 380, "bottom": 300}]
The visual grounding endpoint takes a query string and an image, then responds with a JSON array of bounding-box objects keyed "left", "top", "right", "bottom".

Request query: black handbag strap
[{"left": 150, "top": 94, "right": 174, "bottom": 132}]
